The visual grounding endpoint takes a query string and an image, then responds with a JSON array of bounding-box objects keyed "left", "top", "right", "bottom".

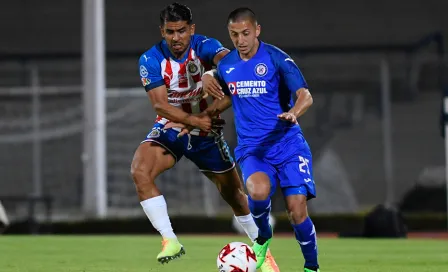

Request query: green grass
[{"left": 1, "top": 235, "right": 447, "bottom": 271}]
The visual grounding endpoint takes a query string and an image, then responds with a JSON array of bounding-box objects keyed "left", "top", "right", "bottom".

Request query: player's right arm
[
  {"left": 203, "top": 68, "right": 232, "bottom": 117},
  {"left": 139, "top": 54, "right": 212, "bottom": 131}
]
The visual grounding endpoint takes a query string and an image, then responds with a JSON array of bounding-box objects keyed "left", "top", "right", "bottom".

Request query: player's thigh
[
  {"left": 185, "top": 133, "right": 236, "bottom": 174},
  {"left": 239, "top": 155, "right": 277, "bottom": 200},
  {"left": 278, "top": 148, "right": 316, "bottom": 200},
  {"left": 131, "top": 126, "right": 184, "bottom": 181}
]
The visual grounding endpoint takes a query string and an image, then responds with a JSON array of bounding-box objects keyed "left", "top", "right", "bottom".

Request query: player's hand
[
  {"left": 187, "top": 114, "right": 212, "bottom": 132},
  {"left": 195, "top": 111, "right": 226, "bottom": 127},
  {"left": 277, "top": 112, "right": 298, "bottom": 124},
  {"left": 202, "top": 73, "right": 225, "bottom": 100},
  {"left": 163, "top": 122, "right": 193, "bottom": 137}
]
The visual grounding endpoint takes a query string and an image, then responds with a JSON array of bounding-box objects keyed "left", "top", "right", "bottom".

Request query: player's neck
[
  {"left": 170, "top": 50, "right": 188, "bottom": 60},
  {"left": 239, "top": 39, "right": 260, "bottom": 61}
]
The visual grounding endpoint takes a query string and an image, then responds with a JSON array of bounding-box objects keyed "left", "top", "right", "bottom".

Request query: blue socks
[
  {"left": 248, "top": 196, "right": 272, "bottom": 239},
  {"left": 292, "top": 217, "right": 319, "bottom": 268}
]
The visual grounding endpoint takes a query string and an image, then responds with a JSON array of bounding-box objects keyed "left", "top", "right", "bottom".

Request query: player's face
[
  {"left": 160, "top": 21, "right": 195, "bottom": 58},
  {"left": 228, "top": 20, "right": 260, "bottom": 58}
]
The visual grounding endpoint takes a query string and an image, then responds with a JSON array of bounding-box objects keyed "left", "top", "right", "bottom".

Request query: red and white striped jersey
[{"left": 139, "top": 34, "right": 227, "bottom": 136}]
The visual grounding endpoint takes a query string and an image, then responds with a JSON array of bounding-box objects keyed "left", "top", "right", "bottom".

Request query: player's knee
[
  {"left": 130, "top": 157, "right": 155, "bottom": 186},
  {"left": 246, "top": 172, "right": 271, "bottom": 200},
  {"left": 246, "top": 183, "right": 270, "bottom": 201},
  {"left": 285, "top": 194, "right": 308, "bottom": 224}
]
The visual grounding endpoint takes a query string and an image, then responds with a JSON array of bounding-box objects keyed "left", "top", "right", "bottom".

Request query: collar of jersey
[{"left": 161, "top": 40, "right": 191, "bottom": 63}]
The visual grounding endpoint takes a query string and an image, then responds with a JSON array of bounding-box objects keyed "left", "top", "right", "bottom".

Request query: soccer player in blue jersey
[
  {"left": 194, "top": 7, "right": 320, "bottom": 272},
  {"left": 131, "top": 3, "right": 279, "bottom": 271}
]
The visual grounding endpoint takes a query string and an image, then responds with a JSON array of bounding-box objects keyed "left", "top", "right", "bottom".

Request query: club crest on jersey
[
  {"left": 140, "top": 65, "right": 148, "bottom": 77},
  {"left": 146, "top": 128, "right": 160, "bottom": 138},
  {"left": 254, "top": 63, "right": 268, "bottom": 77},
  {"left": 187, "top": 61, "right": 199, "bottom": 75},
  {"left": 141, "top": 77, "right": 151, "bottom": 86}
]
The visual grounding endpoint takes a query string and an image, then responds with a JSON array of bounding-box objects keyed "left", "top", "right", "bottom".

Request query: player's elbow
[
  {"left": 153, "top": 102, "right": 168, "bottom": 115},
  {"left": 298, "top": 88, "right": 313, "bottom": 108},
  {"left": 306, "top": 90, "right": 313, "bottom": 107}
]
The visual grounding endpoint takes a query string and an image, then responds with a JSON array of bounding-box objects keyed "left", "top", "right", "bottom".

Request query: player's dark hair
[
  {"left": 160, "top": 2, "right": 193, "bottom": 25},
  {"left": 227, "top": 7, "right": 257, "bottom": 25}
]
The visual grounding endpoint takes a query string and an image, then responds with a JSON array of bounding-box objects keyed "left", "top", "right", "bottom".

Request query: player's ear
[
  {"left": 189, "top": 23, "right": 196, "bottom": 35},
  {"left": 255, "top": 24, "right": 261, "bottom": 38}
]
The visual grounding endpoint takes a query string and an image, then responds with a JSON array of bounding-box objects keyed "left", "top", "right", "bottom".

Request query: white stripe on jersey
[{"left": 156, "top": 48, "right": 216, "bottom": 136}]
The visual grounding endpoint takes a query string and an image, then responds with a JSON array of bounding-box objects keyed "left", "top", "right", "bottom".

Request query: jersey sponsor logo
[
  {"left": 228, "top": 81, "right": 267, "bottom": 98},
  {"left": 254, "top": 63, "right": 268, "bottom": 77},
  {"left": 141, "top": 77, "right": 151, "bottom": 86},
  {"left": 228, "top": 82, "right": 237, "bottom": 95},
  {"left": 140, "top": 65, "right": 148, "bottom": 77},
  {"left": 168, "top": 87, "right": 204, "bottom": 104}
]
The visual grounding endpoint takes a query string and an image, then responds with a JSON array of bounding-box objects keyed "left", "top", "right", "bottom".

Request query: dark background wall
[{"left": 1, "top": 0, "right": 447, "bottom": 54}]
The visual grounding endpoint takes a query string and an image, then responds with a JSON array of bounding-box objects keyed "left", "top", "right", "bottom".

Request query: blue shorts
[
  {"left": 235, "top": 134, "right": 316, "bottom": 199},
  {"left": 142, "top": 123, "right": 235, "bottom": 173}
]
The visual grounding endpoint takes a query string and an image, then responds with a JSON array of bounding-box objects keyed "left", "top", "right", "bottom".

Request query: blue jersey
[
  {"left": 138, "top": 34, "right": 226, "bottom": 135},
  {"left": 217, "top": 41, "right": 308, "bottom": 147}
]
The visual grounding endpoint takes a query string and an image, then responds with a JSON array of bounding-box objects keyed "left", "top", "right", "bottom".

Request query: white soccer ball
[
  {"left": 217, "top": 242, "right": 257, "bottom": 272},
  {"left": 232, "top": 214, "right": 276, "bottom": 235}
]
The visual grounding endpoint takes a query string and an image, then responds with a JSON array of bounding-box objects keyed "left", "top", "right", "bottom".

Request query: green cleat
[
  {"left": 252, "top": 237, "right": 272, "bottom": 269},
  {"left": 304, "top": 268, "right": 320, "bottom": 272},
  {"left": 156, "top": 238, "right": 185, "bottom": 264}
]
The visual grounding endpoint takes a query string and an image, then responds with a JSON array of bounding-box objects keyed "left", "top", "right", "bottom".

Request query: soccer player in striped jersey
[{"left": 131, "top": 3, "right": 279, "bottom": 271}]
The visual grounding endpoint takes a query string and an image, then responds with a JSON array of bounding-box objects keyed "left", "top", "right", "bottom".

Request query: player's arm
[
  {"left": 139, "top": 54, "right": 212, "bottom": 131},
  {"left": 197, "top": 37, "right": 229, "bottom": 99},
  {"left": 204, "top": 95, "right": 232, "bottom": 117},
  {"left": 203, "top": 69, "right": 233, "bottom": 117},
  {"left": 287, "top": 88, "right": 313, "bottom": 119},
  {"left": 276, "top": 54, "right": 313, "bottom": 123},
  {"left": 146, "top": 85, "right": 211, "bottom": 131}
]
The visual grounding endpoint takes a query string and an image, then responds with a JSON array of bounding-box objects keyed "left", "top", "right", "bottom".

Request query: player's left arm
[{"left": 277, "top": 56, "right": 313, "bottom": 123}]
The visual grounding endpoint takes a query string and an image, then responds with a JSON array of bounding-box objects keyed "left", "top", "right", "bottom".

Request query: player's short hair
[
  {"left": 227, "top": 7, "right": 257, "bottom": 25},
  {"left": 160, "top": 2, "right": 193, "bottom": 25}
]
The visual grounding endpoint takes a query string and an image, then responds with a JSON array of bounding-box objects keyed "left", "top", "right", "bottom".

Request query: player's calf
[
  {"left": 206, "top": 170, "right": 250, "bottom": 216},
  {"left": 245, "top": 172, "right": 273, "bottom": 268},
  {"left": 246, "top": 172, "right": 272, "bottom": 240},
  {"left": 285, "top": 192, "right": 319, "bottom": 271}
]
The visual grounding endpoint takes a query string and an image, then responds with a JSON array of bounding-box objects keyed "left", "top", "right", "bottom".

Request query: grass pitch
[{"left": 1, "top": 235, "right": 447, "bottom": 271}]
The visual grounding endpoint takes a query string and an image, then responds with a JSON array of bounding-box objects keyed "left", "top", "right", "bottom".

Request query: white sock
[
  {"left": 0, "top": 201, "right": 9, "bottom": 226},
  {"left": 140, "top": 196, "right": 177, "bottom": 239},
  {"left": 235, "top": 214, "right": 259, "bottom": 242}
]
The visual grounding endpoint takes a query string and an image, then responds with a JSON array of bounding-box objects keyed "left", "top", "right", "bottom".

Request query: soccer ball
[{"left": 217, "top": 242, "right": 257, "bottom": 272}]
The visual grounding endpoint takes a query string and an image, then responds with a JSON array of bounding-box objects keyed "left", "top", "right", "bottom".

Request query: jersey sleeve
[
  {"left": 195, "top": 36, "right": 228, "bottom": 65},
  {"left": 216, "top": 66, "right": 231, "bottom": 96},
  {"left": 138, "top": 53, "right": 165, "bottom": 92},
  {"left": 269, "top": 46, "right": 308, "bottom": 93}
]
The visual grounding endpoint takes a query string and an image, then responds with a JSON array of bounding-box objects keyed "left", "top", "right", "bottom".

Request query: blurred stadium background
[{"left": 0, "top": 0, "right": 447, "bottom": 236}]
